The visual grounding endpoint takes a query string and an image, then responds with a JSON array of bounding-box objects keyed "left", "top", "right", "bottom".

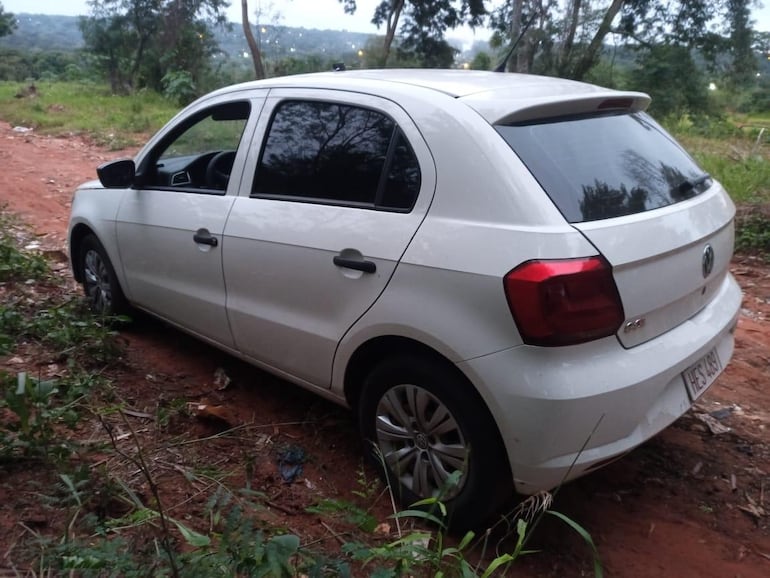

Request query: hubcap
[
  {"left": 375, "top": 384, "right": 469, "bottom": 500},
  {"left": 83, "top": 249, "right": 112, "bottom": 313}
]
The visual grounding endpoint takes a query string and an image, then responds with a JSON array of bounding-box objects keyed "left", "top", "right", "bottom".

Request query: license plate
[{"left": 682, "top": 348, "right": 722, "bottom": 400}]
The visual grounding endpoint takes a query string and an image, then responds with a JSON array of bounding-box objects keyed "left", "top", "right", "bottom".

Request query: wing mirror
[{"left": 97, "top": 159, "right": 136, "bottom": 188}]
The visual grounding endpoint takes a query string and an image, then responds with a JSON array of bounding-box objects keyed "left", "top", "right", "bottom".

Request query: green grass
[
  {"left": 0, "top": 81, "right": 178, "bottom": 147},
  {"left": 674, "top": 133, "right": 770, "bottom": 204}
]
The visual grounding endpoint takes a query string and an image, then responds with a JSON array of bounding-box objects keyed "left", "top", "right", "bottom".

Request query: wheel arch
[
  {"left": 343, "top": 336, "right": 509, "bottom": 466},
  {"left": 69, "top": 223, "right": 96, "bottom": 283}
]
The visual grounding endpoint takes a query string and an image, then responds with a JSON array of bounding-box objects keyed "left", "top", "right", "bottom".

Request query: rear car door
[
  {"left": 222, "top": 90, "right": 435, "bottom": 386},
  {"left": 115, "top": 97, "right": 262, "bottom": 347}
]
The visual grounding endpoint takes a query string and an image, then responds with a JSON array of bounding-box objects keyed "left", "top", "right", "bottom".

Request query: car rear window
[{"left": 496, "top": 112, "right": 711, "bottom": 223}]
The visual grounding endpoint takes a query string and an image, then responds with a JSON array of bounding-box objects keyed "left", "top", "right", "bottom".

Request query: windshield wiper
[{"left": 677, "top": 173, "right": 712, "bottom": 196}]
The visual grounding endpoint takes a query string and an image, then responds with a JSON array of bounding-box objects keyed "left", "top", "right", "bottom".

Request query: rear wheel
[
  {"left": 78, "top": 234, "right": 128, "bottom": 316},
  {"left": 358, "top": 355, "right": 512, "bottom": 530}
]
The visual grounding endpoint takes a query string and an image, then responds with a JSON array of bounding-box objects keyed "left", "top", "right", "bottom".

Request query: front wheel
[
  {"left": 78, "top": 234, "right": 128, "bottom": 316},
  {"left": 358, "top": 356, "right": 512, "bottom": 530}
]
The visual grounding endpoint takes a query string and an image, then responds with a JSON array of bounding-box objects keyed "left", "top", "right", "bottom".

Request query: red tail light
[{"left": 503, "top": 257, "right": 624, "bottom": 347}]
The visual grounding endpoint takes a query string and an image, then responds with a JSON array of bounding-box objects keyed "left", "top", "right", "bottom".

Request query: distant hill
[
  {"left": 0, "top": 14, "right": 83, "bottom": 51},
  {"left": 0, "top": 12, "right": 376, "bottom": 60}
]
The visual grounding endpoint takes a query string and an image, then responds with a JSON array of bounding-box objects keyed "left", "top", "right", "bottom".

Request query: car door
[
  {"left": 222, "top": 90, "right": 436, "bottom": 386},
  {"left": 115, "top": 96, "right": 263, "bottom": 347}
]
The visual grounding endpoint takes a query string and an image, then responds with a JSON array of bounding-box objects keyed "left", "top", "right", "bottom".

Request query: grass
[{"left": 0, "top": 80, "right": 177, "bottom": 148}]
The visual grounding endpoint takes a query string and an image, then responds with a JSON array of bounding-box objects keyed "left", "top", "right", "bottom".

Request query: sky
[{"left": 3, "top": 0, "right": 770, "bottom": 36}]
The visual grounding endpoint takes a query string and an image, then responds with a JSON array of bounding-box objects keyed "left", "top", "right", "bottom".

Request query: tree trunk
[
  {"left": 382, "top": 0, "right": 405, "bottom": 67},
  {"left": 506, "top": 0, "right": 524, "bottom": 72},
  {"left": 571, "top": 0, "right": 625, "bottom": 80},
  {"left": 242, "top": 0, "right": 265, "bottom": 79},
  {"left": 558, "top": 0, "right": 582, "bottom": 75}
]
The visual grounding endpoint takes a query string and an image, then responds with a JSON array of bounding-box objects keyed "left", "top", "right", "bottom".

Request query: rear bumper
[{"left": 457, "top": 273, "right": 742, "bottom": 494}]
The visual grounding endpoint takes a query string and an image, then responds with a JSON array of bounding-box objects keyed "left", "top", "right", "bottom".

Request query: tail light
[{"left": 503, "top": 257, "right": 624, "bottom": 347}]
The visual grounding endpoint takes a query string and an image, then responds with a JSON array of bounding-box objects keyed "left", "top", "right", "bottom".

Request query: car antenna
[{"left": 493, "top": 11, "right": 537, "bottom": 73}]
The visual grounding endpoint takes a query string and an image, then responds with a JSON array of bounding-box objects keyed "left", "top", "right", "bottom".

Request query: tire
[
  {"left": 358, "top": 355, "right": 512, "bottom": 530},
  {"left": 78, "top": 234, "right": 129, "bottom": 316}
]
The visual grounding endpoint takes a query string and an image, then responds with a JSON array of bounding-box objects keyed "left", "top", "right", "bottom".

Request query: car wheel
[
  {"left": 79, "top": 234, "right": 128, "bottom": 316},
  {"left": 359, "top": 355, "right": 512, "bottom": 530}
]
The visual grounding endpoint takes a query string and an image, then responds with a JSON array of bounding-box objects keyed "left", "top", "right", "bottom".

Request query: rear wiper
[{"left": 677, "top": 173, "right": 712, "bottom": 196}]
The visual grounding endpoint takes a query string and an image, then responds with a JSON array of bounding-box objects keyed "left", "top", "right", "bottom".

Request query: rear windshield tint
[{"left": 496, "top": 112, "right": 711, "bottom": 223}]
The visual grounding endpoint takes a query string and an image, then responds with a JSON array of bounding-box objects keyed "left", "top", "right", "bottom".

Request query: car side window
[
  {"left": 252, "top": 100, "right": 420, "bottom": 211},
  {"left": 141, "top": 101, "right": 250, "bottom": 193}
]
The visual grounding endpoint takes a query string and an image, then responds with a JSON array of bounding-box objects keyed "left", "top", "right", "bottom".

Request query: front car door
[
  {"left": 115, "top": 94, "right": 264, "bottom": 347},
  {"left": 223, "top": 89, "right": 436, "bottom": 386}
]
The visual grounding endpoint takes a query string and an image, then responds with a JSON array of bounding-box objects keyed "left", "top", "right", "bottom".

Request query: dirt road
[{"left": 1, "top": 122, "right": 769, "bottom": 576}]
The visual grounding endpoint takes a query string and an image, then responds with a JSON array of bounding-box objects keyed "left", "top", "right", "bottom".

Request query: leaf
[
  {"left": 547, "top": 510, "right": 603, "bottom": 578},
  {"left": 270, "top": 533, "right": 300, "bottom": 552},
  {"left": 172, "top": 518, "right": 211, "bottom": 548},
  {"left": 457, "top": 530, "right": 475, "bottom": 551},
  {"left": 393, "top": 508, "right": 445, "bottom": 527},
  {"left": 410, "top": 496, "right": 448, "bottom": 517},
  {"left": 59, "top": 473, "right": 82, "bottom": 507},
  {"left": 481, "top": 553, "right": 514, "bottom": 578}
]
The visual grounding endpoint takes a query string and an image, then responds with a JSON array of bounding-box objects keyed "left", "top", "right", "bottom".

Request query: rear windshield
[{"left": 496, "top": 112, "right": 711, "bottom": 223}]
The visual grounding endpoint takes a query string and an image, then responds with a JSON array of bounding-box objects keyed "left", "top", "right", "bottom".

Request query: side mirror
[{"left": 97, "top": 159, "right": 135, "bottom": 188}]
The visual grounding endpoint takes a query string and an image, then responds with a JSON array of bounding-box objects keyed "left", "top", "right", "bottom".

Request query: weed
[
  {"left": 307, "top": 498, "right": 379, "bottom": 533},
  {"left": 0, "top": 372, "right": 79, "bottom": 461},
  {"left": 0, "top": 211, "right": 49, "bottom": 282},
  {"left": 735, "top": 206, "right": 770, "bottom": 258}
]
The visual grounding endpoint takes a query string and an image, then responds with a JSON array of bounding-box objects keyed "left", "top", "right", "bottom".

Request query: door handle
[
  {"left": 193, "top": 228, "right": 218, "bottom": 247},
  {"left": 333, "top": 255, "right": 376, "bottom": 274}
]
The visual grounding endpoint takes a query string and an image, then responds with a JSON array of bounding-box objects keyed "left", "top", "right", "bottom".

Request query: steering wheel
[{"left": 205, "top": 150, "right": 236, "bottom": 189}]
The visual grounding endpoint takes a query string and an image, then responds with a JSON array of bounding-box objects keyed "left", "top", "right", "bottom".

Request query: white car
[{"left": 68, "top": 69, "right": 741, "bottom": 529}]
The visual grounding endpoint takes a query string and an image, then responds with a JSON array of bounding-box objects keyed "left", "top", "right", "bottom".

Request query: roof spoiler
[{"left": 494, "top": 93, "right": 651, "bottom": 124}]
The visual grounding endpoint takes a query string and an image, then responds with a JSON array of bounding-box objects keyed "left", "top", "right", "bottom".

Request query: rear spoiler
[{"left": 464, "top": 92, "right": 651, "bottom": 125}]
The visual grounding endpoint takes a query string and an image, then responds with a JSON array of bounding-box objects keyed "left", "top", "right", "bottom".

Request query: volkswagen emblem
[{"left": 702, "top": 244, "right": 715, "bottom": 278}]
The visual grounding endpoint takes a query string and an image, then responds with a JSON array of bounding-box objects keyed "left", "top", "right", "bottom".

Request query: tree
[
  {"left": 0, "top": 2, "right": 16, "bottom": 38},
  {"left": 81, "top": 0, "right": 228, "bottom": 94},
  {"left": 725, "top": 0, "right": 755, "bottom": 88},
  {"left": 492, "top": 0, "right": 738, "bottom": 85},
  {"left": 339, "top": 1, "right": 486, "bottom": 67},
  {"left": 372, "top": 0, "right": 405, "bottom": 66},
  {"left": 627, "top": 43, "right": 711, "bottom": 118},
  {"left": 241, "top": 0, "right": 265, "bottom": 79}
]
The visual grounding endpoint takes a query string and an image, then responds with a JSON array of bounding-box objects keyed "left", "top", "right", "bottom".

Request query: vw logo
[{"left": 702, "top": 244, "right": 715, "bottom": 278}]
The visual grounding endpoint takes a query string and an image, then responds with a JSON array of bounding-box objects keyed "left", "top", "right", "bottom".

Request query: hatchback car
[{"left": 69, "top": 69, "right": 741, "bottom": 529}]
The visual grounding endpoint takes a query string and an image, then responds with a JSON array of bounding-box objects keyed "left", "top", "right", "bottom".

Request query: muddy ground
[{"left": 0, "top": 121, "right": 769, "bottom": 576}]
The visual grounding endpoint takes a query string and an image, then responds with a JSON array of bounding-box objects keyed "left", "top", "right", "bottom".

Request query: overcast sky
[{"left": 3, "top": 0, "right": 770, "bottom": 36}]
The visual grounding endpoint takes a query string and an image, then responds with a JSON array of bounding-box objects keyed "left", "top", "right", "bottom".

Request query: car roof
[{"left": 208, "top": 69, "right": 651, "bottom": 124}]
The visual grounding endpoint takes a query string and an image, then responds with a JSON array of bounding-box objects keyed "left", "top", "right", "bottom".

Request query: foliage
[
  {"left": 0, "top": 1, "right": 15, "bottom": 38},
  {"left": 339, "top": 0, "right": 485, "bottom": 67},
  {"left": 735, "top": 208, "right": 770, "bottom": 257},
  {"left": 161, "top": 69, "right": 198, "bottom": 105},
  {"left": 0, "top": 372, "right": 94, "bottom": 462},
  {"left": 80, "top": 0, "right": 229, "bottom": 96},
  {"left": 0, "top": 210, "right": 124, "bottom": 463},
  {"left": 627, "top": 44, "right": 713, "bottom": 119},
  {"left": 471, "top": 50, "right": 492, "bottom": 70},
  {"left": 0, "top": 49, "right": 96, "bottom": 83}
]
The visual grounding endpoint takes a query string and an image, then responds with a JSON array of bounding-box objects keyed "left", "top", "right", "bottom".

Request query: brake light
[
  {"left": 597, "top": 98, "right": 633, "bottom": 110},
  {"left": 503, "top": 257, "right": 624, "bottom": 347}
]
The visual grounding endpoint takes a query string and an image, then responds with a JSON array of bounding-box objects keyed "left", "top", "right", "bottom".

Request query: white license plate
[{"left": 682, "top": 348, "right": 722, "bottom": 400}]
